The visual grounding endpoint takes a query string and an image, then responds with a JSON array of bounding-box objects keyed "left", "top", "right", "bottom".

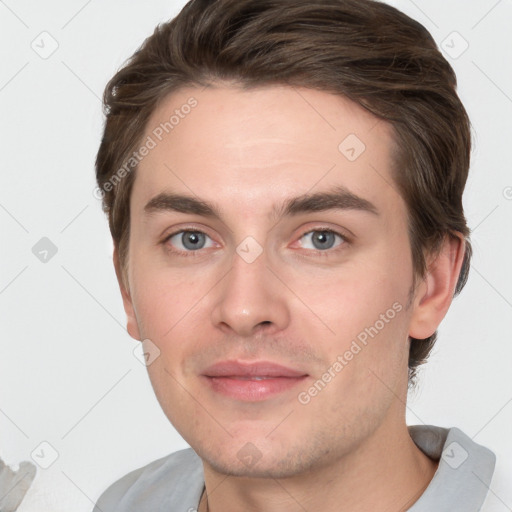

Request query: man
[{"left": 93, "top": 0, "right": 495, "bottom": 510}]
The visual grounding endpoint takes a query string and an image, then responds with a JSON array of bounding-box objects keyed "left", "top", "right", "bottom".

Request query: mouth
[{"left": 202, "top": 360, "right": 308, "bottom": 402}]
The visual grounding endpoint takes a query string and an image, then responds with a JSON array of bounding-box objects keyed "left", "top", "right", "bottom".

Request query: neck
[{"left": 198, "top": 421, "right": 438, "bottom": 512}]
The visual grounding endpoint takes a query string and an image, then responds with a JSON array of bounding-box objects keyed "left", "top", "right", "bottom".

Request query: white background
[{"left": 0, "top": 1, "right": 511, "bottom": 510}]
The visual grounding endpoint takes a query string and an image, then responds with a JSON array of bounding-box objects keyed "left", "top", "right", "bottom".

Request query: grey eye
[
  {"left": 168, "top": 231, "right": 213, "bottom": 251},
  {"left": 312, "top": 231, "right": 335, "bottom": 250},
  {"left": 300, "top": 230, "right": 344, "bottom": 251},
  {"left": 181, "top": 231, "right": 206, "bottom": 250}
]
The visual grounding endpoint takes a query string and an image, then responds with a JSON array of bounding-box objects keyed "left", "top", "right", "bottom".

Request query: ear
[
  {"left": 408, "top": 233, "right": 466, "bottom": 340},
  {"left": 113, "top": 246, "right": 141, "bottom": 341}
]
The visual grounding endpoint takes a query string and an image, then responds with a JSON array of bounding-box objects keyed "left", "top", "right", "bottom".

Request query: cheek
[
  {"left": 290, "top": 254, "right": 411, "bottom": 346},
  {"left": 293, "top": 268, "right": 411, "bottom": 421},
  {"left": 287, "top": 248, "right": 413, "bottom": 406},
  {"left": 129, "top": 257, "right": 212, "bottom": 339}
]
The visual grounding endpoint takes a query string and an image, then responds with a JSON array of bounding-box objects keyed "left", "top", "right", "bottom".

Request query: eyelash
[{"left": 161, "top": 227, "right": 350, "bottom": 258}]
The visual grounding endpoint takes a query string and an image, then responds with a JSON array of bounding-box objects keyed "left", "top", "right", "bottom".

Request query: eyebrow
[{"left": 143, "top": 185, "right": 379, "bottom": 220}]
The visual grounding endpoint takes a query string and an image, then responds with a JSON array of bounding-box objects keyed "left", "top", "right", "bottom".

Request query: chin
[
  {"left": 203, "top": 453, "right": 308, "bottom": 479},
  {"left": 196, "top": 436, "right": 332, "bottom": 479}
]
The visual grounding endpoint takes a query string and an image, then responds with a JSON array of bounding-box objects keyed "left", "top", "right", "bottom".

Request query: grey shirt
[{"left": 93, "top": 425, "right": 495, "bottom": 511}]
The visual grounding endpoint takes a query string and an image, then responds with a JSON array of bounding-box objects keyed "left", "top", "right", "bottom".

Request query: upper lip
[{"left": 202, "top": 360, "right": 307, "bottom": 378}]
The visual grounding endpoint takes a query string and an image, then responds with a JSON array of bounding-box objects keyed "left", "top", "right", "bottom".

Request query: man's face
[{"left": 122, "top": 85, "right": 418, "bottom": 477}]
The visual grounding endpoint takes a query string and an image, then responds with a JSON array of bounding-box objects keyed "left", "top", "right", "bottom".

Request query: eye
[
  {"left": 166, "top": 230, "right": 216, "bottom": 252},
  {"left": 298, "top": 229, "right": 346, "bottom": 251}
]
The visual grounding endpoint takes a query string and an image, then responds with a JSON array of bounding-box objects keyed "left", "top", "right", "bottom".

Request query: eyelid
[
  {"left": 300, "top": 227, "right": 349, "bottom": 241},
  {"left": 161, "top": 224, "right": 218, "bottom": 243}
]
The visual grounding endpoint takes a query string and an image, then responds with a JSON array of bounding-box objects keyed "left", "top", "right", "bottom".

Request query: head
[{"left": 96, "top": 0, "right": 471, "bottom": 477}]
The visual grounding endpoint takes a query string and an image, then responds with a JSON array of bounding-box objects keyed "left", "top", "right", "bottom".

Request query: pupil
[
  {"left": 313, "top": 231, "right": 334, "bottom": 250},
  {"left": 182, "top": 232, "right": 205, "bottom": 250}
]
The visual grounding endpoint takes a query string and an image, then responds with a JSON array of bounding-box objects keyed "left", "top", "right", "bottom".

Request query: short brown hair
[{"left": 96, "top": 0, "right": 472, "bottom": 384}]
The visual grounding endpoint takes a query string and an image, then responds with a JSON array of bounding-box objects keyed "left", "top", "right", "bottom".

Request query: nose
[{"left": 211, "top": 247, "right": 290, "bottom": 338}]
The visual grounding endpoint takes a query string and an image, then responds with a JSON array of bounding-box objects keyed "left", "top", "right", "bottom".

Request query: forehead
[{"left": 132, "top": 84, "right": 402, "bottom": 220}]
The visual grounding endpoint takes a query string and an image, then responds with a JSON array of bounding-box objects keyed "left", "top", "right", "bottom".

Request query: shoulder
[{"left": 93, "top": 448, "right": 204, "bottom": 512}]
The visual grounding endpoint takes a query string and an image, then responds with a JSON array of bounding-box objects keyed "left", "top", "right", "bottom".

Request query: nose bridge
[{"left": 211, "top": 243, "right": 289, "bottom": 336}]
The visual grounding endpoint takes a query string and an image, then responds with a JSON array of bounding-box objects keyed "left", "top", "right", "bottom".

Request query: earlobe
[
  {"left": 408, "top": 234, "right": 466, "bottom": 340},
  {"left": 113, "top": 247, "right": 141, "bottom": 341}
]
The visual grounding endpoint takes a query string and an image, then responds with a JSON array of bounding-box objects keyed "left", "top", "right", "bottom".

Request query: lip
[{"left": 202, "top": 360, "right": 308, "bottom": 401}]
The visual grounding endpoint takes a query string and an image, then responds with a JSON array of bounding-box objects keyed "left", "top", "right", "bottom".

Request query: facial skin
[{"left": 116, "top": 84, "right": 465, "bottom": 511}]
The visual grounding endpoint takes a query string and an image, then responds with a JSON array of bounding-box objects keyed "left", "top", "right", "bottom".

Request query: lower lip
[{"left": 204, "top": 376, "right": 308, "bottom": 401}]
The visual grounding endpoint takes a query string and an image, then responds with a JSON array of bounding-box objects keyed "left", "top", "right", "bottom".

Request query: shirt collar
[{"left": 408, "top": 425, "right": 495, "bottom": 511}]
